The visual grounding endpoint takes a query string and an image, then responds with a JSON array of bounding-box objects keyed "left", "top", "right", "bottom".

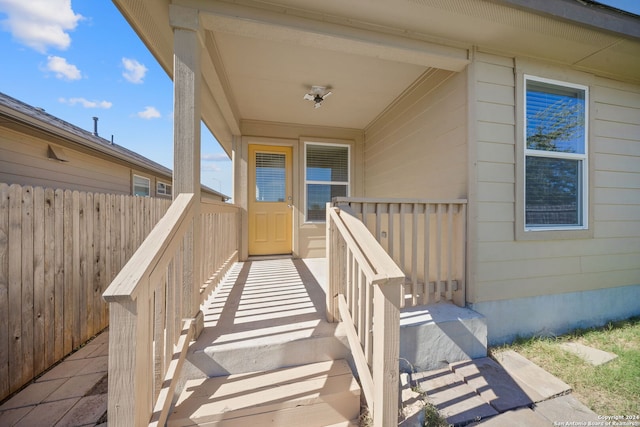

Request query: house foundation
[{"left": 399, "top": 302, "right": 487, "bottom": 373}]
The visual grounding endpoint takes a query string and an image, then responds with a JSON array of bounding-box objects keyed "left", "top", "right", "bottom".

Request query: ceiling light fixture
[{"left": 303, "top": 85, "right": 332, "bottom": 108}]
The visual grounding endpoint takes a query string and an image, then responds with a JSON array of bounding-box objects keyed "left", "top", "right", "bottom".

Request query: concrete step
[
  {"left": 168, "top": 359, "right": 360, "bottom": 427},
  {"left": 400, "top": 302, "right": 487, "bottom": 372},
  {"left": 185, "top": 320, "right": 350, "bottom": 378},
  {"left": 451, "top": 358, "right": 533, "bottom": 413},
  {"left": 412, "top": 368, "right": 498, "bottom": 426}
]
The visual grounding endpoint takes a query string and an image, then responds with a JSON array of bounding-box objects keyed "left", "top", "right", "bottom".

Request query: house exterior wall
[
  {"left": 0, "top": 126, "right": 172, "bottom": 198},
  {"left": 364, "top": 68, "right": 468, "bottom": 199},
  {"left": 237, "top": 121, "right": 364, "bottom": 259},
  {"left": 469, "top": 51, "right": 640, "bottom": 343}
]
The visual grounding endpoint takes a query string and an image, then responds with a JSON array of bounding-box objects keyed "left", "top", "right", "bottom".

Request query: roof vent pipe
[{"left": 92, "top": 116, "right": 99, "bottom": 136}]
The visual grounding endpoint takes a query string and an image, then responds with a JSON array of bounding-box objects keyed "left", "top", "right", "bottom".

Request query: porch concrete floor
[{"left": 185, "top": 257, "right": 348, "bottom": 377}]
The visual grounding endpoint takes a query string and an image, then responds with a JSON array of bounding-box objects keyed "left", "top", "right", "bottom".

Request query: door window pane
[{"left": 255, "top": 152, "right": 286, "bottom": 202}]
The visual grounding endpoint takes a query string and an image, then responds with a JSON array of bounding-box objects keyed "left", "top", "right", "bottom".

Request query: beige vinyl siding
[
  {"left": 0, "top": 127, "right": 131, "bottom": 194},
  {"left": 364, "top": 68, "right": 467, "bottom": 199},
  {"left": 472, "top": 52, "right": 640, "bottom": 303}
]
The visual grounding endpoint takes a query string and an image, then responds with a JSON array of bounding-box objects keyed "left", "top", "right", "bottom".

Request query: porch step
[
  {"left": 399, "top": 302, "right": 487, "bottom": 372},
  {"left": 186, "top": 321, "right": 351, "bottom": 377},
  {"left": 168, "top": 359, "right": 360, "bottom": 427}
]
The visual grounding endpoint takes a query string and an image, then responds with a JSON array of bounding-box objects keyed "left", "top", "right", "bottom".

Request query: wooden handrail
[
  {"left": 327, "top": 205, "right": 404, "bottom": 427},
  {"left": 103, "top": 194, "right": 240, "bottom": 426},
  {"left": 103, "top": 193, "right": 194, "bottom": 302},
  {"left": 334, "top": 196, "right": 468, "bottom": 205}
]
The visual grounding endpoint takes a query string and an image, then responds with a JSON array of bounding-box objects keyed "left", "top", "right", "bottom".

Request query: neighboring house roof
[{"left": 0, "top": 91, "right": 229, "bottom": 200}]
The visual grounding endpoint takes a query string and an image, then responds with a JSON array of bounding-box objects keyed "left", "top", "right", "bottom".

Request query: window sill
[{"left": 515, "top": 226, "right": 593, "bottom": 241}]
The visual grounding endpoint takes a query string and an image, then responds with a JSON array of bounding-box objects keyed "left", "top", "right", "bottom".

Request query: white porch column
[{"left": 170, "top": 5, "right": 203, "bottom": 334}]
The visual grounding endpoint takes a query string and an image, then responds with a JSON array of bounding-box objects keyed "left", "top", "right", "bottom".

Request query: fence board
[
  {"left": 33, "top": 187, "right": 45, "bottom": 376},
  {"left": 8, "top": 184, "right": 22, "bottom": 393},
  {"left": 63, "top": 190, "right": 73, "bottom": 355},
  {"left": 21, "top": 186, "right": 34, "bottom": 386},
  {"left": 86, "top": 192, "right": 95, "bottom": 343},
  {"left": 44, "top": 188, "right": 56, "bottom": 368},
  {"left": 0, "top": 184, "right": 9, "bottom": 398},
  {"left": 0, "top": 183, "right": 171, "bottom": 400},
  {"left": 72, "top": 191, "right": 81, "bottom": 348},
  {"left": 53, "top": 189, "right": 64, "bottom": 362},
  {"left": 79, "top": 192, "right": 88, "bottom": 344}
]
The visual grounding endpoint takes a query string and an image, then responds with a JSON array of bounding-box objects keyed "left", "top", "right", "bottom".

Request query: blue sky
[
  {"left": 0, "top": 0, "right": 232, "bottom": 196},
  {"left": 0, "top": 1, "right": 638, "bottom": 199}
]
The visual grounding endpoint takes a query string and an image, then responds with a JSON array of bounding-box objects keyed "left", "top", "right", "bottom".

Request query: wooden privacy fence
[
  {"left": 326, "top": 204, "right": 405, "bottom": 427},
  {"left": 103, "top": 193, "right": 240, "bottom": 426},
  {"left": 333, "top": 197, "right": 467, "bottom": 307},
  {"left": 0, "top": 183, "right": 171, "bottom": 401}
]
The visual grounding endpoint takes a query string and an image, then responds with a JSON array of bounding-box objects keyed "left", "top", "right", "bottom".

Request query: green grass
[{"left": 491, "top": 317, "right": 640, "bottom": 416}]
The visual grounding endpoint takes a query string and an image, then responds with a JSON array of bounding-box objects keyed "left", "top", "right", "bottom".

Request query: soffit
[{"left": 114, "top": 0, "right": 640, "bottom": 152}]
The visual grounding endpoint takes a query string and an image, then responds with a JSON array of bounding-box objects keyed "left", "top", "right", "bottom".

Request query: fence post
[
  {"left": 326, "top": 203, "right": 338, "bottom": 322},
  {"left": 372, "top": 280, "right": 401, "bottom": 427}
]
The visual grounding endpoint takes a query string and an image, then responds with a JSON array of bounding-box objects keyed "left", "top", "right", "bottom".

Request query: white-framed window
[
  {"left": 305, "top": 142, "right": 350, "bottom": 222},
  {"left": 133, "top": 174, "right": 151, "bottom": 197},
  {"left": 157, "top": 181, "right": 172, "bottom": 197},
  {"left": 524, "top": 75, "right": 588, "bottom": 231}
]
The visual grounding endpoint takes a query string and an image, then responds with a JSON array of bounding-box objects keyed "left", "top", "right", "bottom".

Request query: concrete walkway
[
  {"left": 0, "top": 330, "right": 108, "bottom": 427},
  {"left": 402, "top": 349, "right": 600, "bottom": 426}
]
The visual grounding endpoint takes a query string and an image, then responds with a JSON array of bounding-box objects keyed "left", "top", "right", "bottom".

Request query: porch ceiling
[{"left": 113, "top": 0, "right": 640, "bottom": 154}]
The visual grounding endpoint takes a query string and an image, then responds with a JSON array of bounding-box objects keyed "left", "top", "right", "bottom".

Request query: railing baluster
[
  {"left": 399, "top": 203, "right": 406, "bottom": 274},
  {"left": 423, "top": 203, "right": 431, "bottom": 305},
  {"left": 411, "top": 203, "right": 418, "bottom": 307},
  {"left": 375, "top": 202, "right": 382, "bottom": 242},
  {"left": 359, "top": 268, "right": 367, "bottom": 350},
  {"left": 447, "top": 203, "right": 454, "bottom": 301},
  {"left": 435, "top": 204, "right": 443, "bottom": 302},
  {"left": 388, "top": 203, "right": 394, "bottom": 261}
]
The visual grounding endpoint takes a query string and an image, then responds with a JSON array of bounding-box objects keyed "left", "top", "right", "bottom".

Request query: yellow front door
[{"left": 248, "top": 145, "right": 293, "bottom": 255}]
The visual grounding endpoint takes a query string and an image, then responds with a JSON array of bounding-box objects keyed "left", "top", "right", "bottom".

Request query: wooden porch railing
[
  {"left": 102, "top": 193, "right": 240, "bottom": 426},
  {"left": 333, "top": 197, "right": 467, "bottom": 307},
  {"left": 326, "top": 204, "right": 405, "bottom": 427}
]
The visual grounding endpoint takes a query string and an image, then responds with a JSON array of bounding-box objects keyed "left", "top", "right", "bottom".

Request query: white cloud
[
  {"left": 201, "top": 163, "right": 222, "bottom": 172},
  {"left": 0, "top": 0, "right": 83, "bottom": 53},
  {"left": 202, "top": 153, "right": 230, "bottom": 162},
  {"left": 122, "top": 58, "right": 147, "bottom": 84},
  {"left": 46, "top": 55, "right": 81, "bottom": 80},
  {"left": 59, "top": 97, "right": 112, "bottom": 109},
  {"left": 137, "top": 106, "right": 161, "bottom": 119}
]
